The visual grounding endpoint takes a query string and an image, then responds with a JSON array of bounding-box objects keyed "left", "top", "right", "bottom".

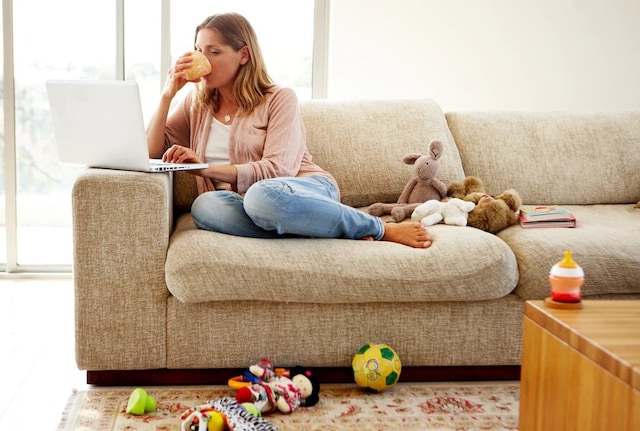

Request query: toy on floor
[
  {"left": 180, "top": 397, "right": 278, "bottom": 431},
  {"left": 228, "top": 357, "right": 289, "bottom": 390},
  {"left": 125, "top": 387, "right": 157, "bottom": 415},
  {"left": 352, "top": 342, "right": 402, "bottom": 393},
  {"left": 232, "top": 359, "right": 320, "bottom": 415},
  {"left": 369, "top": 139, "right": 447, "bottom": 222}
]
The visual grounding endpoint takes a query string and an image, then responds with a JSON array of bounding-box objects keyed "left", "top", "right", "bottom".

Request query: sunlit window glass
[{"left": 13, "top": 0, "right": 114, "bottom": 266}]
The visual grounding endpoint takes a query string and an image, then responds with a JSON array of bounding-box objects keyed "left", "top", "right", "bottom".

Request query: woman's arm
[
  {"left": 146, "top": 52, "right": 195, "bottom": 158},
  {"left": 162, "top": 142, "right": 239, "bottom": 190},
  {"left": 146, "top": 94, "right": 174, "bottom": 158},
  {"left": 233, "top": 87, "right": 308, "bottom": 193}
]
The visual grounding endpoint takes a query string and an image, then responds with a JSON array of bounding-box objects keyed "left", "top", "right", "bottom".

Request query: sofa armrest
[{"left": 72, "top": 168, "right": 171, "bottom": 370}]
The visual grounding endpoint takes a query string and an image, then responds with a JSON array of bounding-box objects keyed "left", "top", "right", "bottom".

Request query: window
[{"left": 5, "top": 0, "right": 115, "bottom": 271}]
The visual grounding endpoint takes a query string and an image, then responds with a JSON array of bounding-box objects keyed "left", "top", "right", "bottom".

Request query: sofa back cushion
[
  {"left": 301, "top": 99, "right": 465, "bottom": 207},
  {"left": 446, "top": 111, "right": 640, "bottom": 205}
]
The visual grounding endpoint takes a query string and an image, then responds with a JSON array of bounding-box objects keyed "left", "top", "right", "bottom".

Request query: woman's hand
[
  {"left": 162, "top": 51, "right": 196, "bottom": 99},
  {"left": 162, "top": 144, "right": 202, "bottom": 164}
]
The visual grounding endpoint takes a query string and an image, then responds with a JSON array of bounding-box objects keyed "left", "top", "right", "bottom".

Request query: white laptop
[{"left": 46, "top": 79, "right": 208, "bottom": 172}]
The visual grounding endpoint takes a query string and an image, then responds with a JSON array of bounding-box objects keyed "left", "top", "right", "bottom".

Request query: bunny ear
[
  {"left": 428, "top": 140, "right": 444, "bottom": 160},
  {"left": 402, "top": 153, "right": 422, "bottom": 165}
]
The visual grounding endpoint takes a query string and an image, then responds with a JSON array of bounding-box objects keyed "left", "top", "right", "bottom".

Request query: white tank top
[
  {"left": 205, "top": 117, "right": 232, "bottom": 190},
  {"left": 205, "top": 116, "right": 231, "bottom": 165}
]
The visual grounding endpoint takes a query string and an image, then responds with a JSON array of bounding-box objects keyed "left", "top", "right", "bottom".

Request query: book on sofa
[{"left": 519, "top": 206, "right": 576, "bottom": 228}]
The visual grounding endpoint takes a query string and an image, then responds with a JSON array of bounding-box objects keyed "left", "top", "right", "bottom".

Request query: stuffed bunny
[{"left": 369, "top": 139, "right": 447, "bottom": 222}]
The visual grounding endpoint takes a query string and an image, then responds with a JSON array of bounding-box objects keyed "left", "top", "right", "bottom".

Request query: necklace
[{"left": 221, "top": 107, "right": 238, "bottom": 123}]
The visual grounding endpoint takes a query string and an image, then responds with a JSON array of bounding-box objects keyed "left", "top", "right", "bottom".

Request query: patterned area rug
[{"left": 58, "top": 382, "right": 520, "bottom": 431}]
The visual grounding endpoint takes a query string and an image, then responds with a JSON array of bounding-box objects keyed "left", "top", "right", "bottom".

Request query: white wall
[{"left": 328, "top": 0, "right": 640, "bottom": 111}]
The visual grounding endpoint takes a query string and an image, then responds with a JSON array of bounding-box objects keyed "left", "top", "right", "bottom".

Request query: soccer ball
[{"left": 351, "top": 342, "right": 402, "bottom": 392}]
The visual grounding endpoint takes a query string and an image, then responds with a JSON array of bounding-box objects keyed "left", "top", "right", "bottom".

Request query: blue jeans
[{"left": 191, "top": 176, "right": 385, "bottom": 240}]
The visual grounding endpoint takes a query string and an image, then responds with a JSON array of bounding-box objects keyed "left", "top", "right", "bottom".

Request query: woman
[{"left": 146, "top": 12, "right": 431, "bottom": 248}]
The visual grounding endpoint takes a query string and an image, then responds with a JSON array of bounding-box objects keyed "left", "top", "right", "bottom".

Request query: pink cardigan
[{"left": 163, "top": 86, "right": 336, "bottom": 195}]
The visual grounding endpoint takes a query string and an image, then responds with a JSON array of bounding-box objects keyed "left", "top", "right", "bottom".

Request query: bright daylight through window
[{"left": 1, "top": 0, "right": 314, "bottom": 272}]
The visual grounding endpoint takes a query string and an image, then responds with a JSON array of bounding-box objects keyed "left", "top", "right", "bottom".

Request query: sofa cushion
[
  {"left": 165, "top": 214, "right": 518, "bottom": 305},
  {"left": 302, "top": 99, "right": 465, "bottom": 208},
  {"left": 446, "top": 112, "right": 640, "bottom": 205},
  {"left": 499, "top": 204, "right": 640, "bottom": 300}
]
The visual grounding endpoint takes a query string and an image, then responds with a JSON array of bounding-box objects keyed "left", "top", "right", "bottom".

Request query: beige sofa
[{"left": 72, "top": 99, "right": 640, "bottom": 385}]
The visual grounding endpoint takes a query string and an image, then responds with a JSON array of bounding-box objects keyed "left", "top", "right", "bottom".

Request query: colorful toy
[
  {"left": 233, "top": 361, "right": 320, "bottom": 415},
  {"left": 411, "top": 197, "right": 475, "bottom": 227},
  {"left": 352, "top": 342, "right": 402, "bottom": 393},
  {"left": 446, "top": 176, "right": 522, "bottom": 234},
  {"left": 369, "top": 139, "right": 447, "bottom": 222},
  {"left": 228, "top": 357, "right": 290, "bottom": 390},
  {"left": 240, "top": 403, "right": 261, "bottom": 418},
  {"left": 125, "top": 388, "right": 157, "bottom": 415},
  {"left": 180, "top": 397, "right": 277, "bottom": 431}
]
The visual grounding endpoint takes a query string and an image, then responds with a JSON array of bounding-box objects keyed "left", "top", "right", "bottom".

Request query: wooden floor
[{"left": 0, "top": 276, "right": 87, "bottom": 430}]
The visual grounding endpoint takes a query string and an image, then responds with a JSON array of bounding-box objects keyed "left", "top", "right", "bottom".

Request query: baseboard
[{"left": 86, "top": 365, "right": 521, "bottom": 386}]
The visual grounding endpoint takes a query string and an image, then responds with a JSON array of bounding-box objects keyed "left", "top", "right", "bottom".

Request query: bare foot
[{"left": 382, "top": 222, "right": 432, "bottom": 248}]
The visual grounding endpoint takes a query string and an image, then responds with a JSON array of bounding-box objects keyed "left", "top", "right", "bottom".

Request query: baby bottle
[{"left": 548, "top": 250, "right": 584, "bottom": 303}]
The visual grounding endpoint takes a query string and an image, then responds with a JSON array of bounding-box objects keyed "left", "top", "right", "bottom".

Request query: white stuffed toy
[{"left": 411, "top": 198, "right": 476, "bottom": 227}]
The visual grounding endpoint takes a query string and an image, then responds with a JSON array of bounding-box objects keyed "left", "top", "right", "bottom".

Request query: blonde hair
[{"left": 192, "top": 13, "right": 274, "bottom": 115}]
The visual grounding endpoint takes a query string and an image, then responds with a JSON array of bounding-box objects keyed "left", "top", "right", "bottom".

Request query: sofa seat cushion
[
  {"left": 500, "top": 204, "right": 640, "bottom": 300},
  {"left": 165, "top": 213, "right": 518, "bottom": 304}
]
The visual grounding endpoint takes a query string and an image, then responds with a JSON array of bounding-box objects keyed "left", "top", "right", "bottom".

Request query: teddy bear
[
  {"left": 411, "top": 197, "right": 476, "bottom": 227},
  {"left": 446, "top": 176, "right": 522, "bottom": 234},
  {"left": 369, "top": 139, "right": 447, "bottom": 222},
  {"left": 235, "top": 362, "right": 320, "bottom": 415}
]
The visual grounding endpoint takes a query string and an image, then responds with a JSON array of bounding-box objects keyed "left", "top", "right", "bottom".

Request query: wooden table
[{"left": 519, "top": 300, "right": 640, "bottom": 431}]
